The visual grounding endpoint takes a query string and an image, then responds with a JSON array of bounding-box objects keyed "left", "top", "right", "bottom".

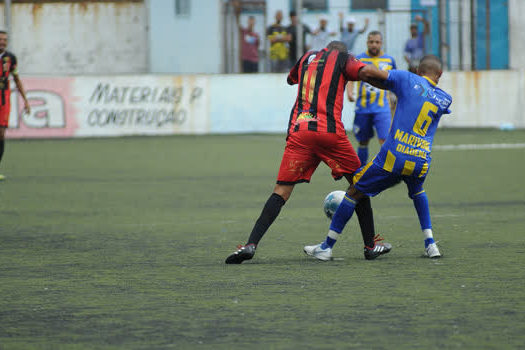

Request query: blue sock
[
  {"left": 424, "top": 237, "right": 435, "bottom": 248},
  {"left": 358, "top": 146, "right": 368, "bottom": 165},
  {"left": 321, "top": 236, "right": 337, "bottom": 249},
  {"left": 412, "top": 191, "right": 432, "bottom": 231},
  {"left": 320, "top": 195, "right": 357, "bottom": 250}
]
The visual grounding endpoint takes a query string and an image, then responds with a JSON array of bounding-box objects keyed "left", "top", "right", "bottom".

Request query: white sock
[
  {"left": 327, "top": 230, "right": 340, "bottom": 240},
  {"left": 423, "top": 228, "right": 433, "bottom": 240}
]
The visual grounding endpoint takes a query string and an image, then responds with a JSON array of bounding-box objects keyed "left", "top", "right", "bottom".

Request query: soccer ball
[{"left": 323, "top": 190, "right": 346, "bottom": 219}]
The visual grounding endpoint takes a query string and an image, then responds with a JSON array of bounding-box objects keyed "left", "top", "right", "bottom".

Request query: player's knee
[
  {"left": 408, "top": 189, "right": 425, "bottom": 200},
  {"left": 273, "top": 184, "right": 294, "bottom": 202}
]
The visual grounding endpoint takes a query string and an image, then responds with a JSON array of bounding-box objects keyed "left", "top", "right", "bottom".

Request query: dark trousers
[{"left": 242, "top": 60, "right": 259, "bottom": 73}]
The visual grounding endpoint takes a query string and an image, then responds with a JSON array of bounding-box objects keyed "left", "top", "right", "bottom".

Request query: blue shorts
[
  {"left": 353, "top": 161, "right": 426, "bottom": 198},
  {"left": 353, "top": 112, "right": 392, "bottom": 142}
]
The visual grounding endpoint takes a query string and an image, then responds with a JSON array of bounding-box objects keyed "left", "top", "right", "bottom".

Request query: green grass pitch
[{"left": 1, "top": 129, "right": 524, "bottom": 349}]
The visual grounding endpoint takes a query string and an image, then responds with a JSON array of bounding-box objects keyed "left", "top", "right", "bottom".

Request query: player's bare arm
[
  {"left": 358, "top": 18, "right": 369, "bottom": 34},
  {"left": 346, "top": 81, "right": 355, "bottom": 102},
  {"left": 357, "top": 64, "right": 389, "bottom": 89},
  {"left": 13, "top": 73, "right": 30, "bottom": 114}
]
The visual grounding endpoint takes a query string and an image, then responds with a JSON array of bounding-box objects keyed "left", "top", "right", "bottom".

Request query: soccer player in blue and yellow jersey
[
  {"left": 305, "top": 55, "right": 452, "bottom": 260},
  {"left": 348, "top": 31, "right": 396, "bottom": 165}
]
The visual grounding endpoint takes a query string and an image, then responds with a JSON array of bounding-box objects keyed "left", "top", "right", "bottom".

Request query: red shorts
[
  {"left": 0, "top": 91, "right": 11, "bottom": 128},
  {"left": 276, "top": 131, "right": 361, "bottom": 185}
]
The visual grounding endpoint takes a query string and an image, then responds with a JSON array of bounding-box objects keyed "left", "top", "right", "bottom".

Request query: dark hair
[
  {"left": 289, "top": 10, "right": 296, "bottom": 17},
  {"left": 418, "top": 55, "right": 443, "bottom": 75},
  {"left": 327, "top": 41, "right": 348, "bottom": 53},
  {"left": 0, "top": 30, "right": 7, "bottom": 35},
  {"left": 367, "top": 30, "right": 382, "bottom": 39}
]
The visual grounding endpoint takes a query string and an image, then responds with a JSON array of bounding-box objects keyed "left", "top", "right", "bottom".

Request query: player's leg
[
  {"left": 353, "top": 113, "right": 373, "bottom": 165},
  {"left": 344, "top": 173, "right": 376, "bottom": 249},
  {"left": 225, "top": 184, "right": 294, "bottom": 264},
  {"left": 0, "top": 127, "right": 5, "bottom": 163},
  {"left": 304, "top": 133, "right": 369, "bottom": 257},
  {"left": 225, "top": 133, "right": 320, "bottom": 264},
  {"left": 246, "top": 183, "right": 293, "bottom": 247},
  {"left": 373, "top": 111, "right": 391, "bottom": 147},
  {"left": 405, "top": 176, "right": 441, "bottom": 258},
  {"left": 0, "top": 105, "right": 8, "bottom": 181},
  {"left": 304, "top": 185, "right": 365, "bottom": 261},
  {"left": 305, "top": 155, "right": 394, "bottom": 260}
]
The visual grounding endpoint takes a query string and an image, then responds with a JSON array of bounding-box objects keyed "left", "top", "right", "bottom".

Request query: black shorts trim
[
  {"left": 276, "top": 179, "right": 310, "bottom": 185},
  {"left": 334, "top": 172, "right": 355, "bottom": 182}
]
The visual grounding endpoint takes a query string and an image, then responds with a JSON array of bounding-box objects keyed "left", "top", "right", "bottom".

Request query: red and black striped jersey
[
  {"left": 0, "top": 51, "right": 17, "bottom": 106},
  {"left": 0, "top": 51, "right": 17, "bottom": 90},
  {"left": 286, "top": 48, "right": 366, "bottom": 135}
]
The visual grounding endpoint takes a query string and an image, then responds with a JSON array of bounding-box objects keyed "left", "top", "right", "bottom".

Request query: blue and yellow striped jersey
[
  {"left": 373, "top": 70, "right": 452, "bottom": 177},
  {"left": 355, "top": 51, "right": 396, "bottom": 113}
]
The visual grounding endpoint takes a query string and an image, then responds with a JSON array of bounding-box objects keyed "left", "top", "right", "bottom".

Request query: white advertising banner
[
  {"left": 6, "top": 75, "right": 210, "bottom": 139},
  {"left": 5, "top": 70, "right": 525, "bottom": 139}
]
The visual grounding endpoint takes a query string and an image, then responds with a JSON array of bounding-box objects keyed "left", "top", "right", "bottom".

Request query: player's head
[
  {"left": 417, "top": 55, "right": 443, "bottom": 82},
  {"left": 327, "top": 41, "right": 348, "bottom": 53},
  {"left": 366, "top": 31, "right": 382, "bottom": 57},
  {"left": 410, "top": 23, "right": 418, "bottom": 38},
  {"left": 275, "top": 10, "right": 283, "bottom": 23},
  {"left": 290, "top": 10, "right": 297, "bottom": 24},
  {"left": 0, "top": 30, "right": 7, "bottom": 52}
]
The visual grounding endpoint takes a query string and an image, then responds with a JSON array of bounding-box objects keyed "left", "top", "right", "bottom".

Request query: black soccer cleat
[
  {"left": 364, "top": 234, "right": 392, "bottom": 260},
  {"left": 225, "top": 244, "right": 256, "bottom": 264}
]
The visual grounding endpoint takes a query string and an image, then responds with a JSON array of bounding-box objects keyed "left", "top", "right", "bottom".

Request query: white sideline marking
[
  {"left": 434, "top": 143, "right": 525, "bottom": 151},
  {"left": 383, "top": 214, "right": 461, "bottom": 220}
]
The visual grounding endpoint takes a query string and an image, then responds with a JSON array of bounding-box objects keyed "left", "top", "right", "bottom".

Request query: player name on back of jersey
[{"left": 393, "top": 129, "right": 430, "bottom": 159}]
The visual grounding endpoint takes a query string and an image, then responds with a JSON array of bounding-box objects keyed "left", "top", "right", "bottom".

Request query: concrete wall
[
  {"left": 148, "top": 0, "right": 222, "bottom": 74},
  {"left": 2, "top": 1, "right": 147, "bottom": 75},
  {"left": 509, "top": 0, "right": 525, "bottom": 69},
  {"left": 7, "top": 70, "right": 525, "bottom": 139}
]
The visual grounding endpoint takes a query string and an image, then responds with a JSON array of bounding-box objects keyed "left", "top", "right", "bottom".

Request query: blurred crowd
[{"left": 235, "top": 6, "right": 429, "bottom": 74}]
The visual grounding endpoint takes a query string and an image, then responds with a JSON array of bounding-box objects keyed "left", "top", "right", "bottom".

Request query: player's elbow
[{"left": 358, "top": 65, "right": 377, "bottom": 81}]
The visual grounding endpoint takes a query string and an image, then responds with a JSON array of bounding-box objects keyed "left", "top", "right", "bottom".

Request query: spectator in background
[
  {"left": 404, "top": 15, "right": 429, "bottom": 73},
  {"left": 267, "top": 10, "right": 291, "bottom": 73},
  {"left": 287, "top": 10, "right": 311, "bottom": 67},
  {"left": 339, "top": 12, "right": 369, "bottom": 53},
  {"left": 310, "top": 15, "right": 337, "bottom": 51},
  {"left": 235, "top": 5, "right": 260, "bottom": 73}
]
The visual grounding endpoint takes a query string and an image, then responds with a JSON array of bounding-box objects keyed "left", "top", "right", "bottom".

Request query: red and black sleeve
[{"left": 343, "top": 54, "right": 366, "bottom": 81}]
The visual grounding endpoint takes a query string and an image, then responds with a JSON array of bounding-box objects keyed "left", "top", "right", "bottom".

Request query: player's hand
[
  {"left": 364, "top": 18, "right": 370, "bottom": 24},
  {"left": 338, "top": 12, "right": 343, "bottom": 18},
  {"left": 348, "top": 94, "right": 356, "bottom": 102},
  {"left": 414, "top": 15, "right": 423, "bottom": 21}
]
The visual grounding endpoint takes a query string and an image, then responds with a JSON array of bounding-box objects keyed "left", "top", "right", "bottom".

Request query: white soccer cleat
[
  {"left": 426, "top": 242, "right": 441, "bottom": 258},
  {"left": 303, "top": 243, "right": 332, "bottom": 261}
]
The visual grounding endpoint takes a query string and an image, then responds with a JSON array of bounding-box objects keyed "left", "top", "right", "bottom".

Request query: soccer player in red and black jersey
[
  {"left": 0, "top": 30, "right": 31, "bottom": 181},
  {"left": 225, "top": 41, "right": 392, "bottom": 264}
]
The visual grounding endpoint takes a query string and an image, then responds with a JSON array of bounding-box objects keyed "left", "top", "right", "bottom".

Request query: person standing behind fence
[
  {"left": 235, "top": 5, "right": 260, "bottom": 73},
  {"left": 287, "top": 10, "right": 311, "bottom": 67},
  {"left": 310, "top": 15, "right": 337, "bottom": 51},
  {"left": 267, "top": 10, "right": 291, "bottom": 73},
  {"left": 404, "top": 15, "right": 429, "bottom": 73},
  {"left": 338, "top": 12, "right": 369, "bottom": 53},
  {"left": 0, "top": 30, "right": 30, "bottom": 181}
]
